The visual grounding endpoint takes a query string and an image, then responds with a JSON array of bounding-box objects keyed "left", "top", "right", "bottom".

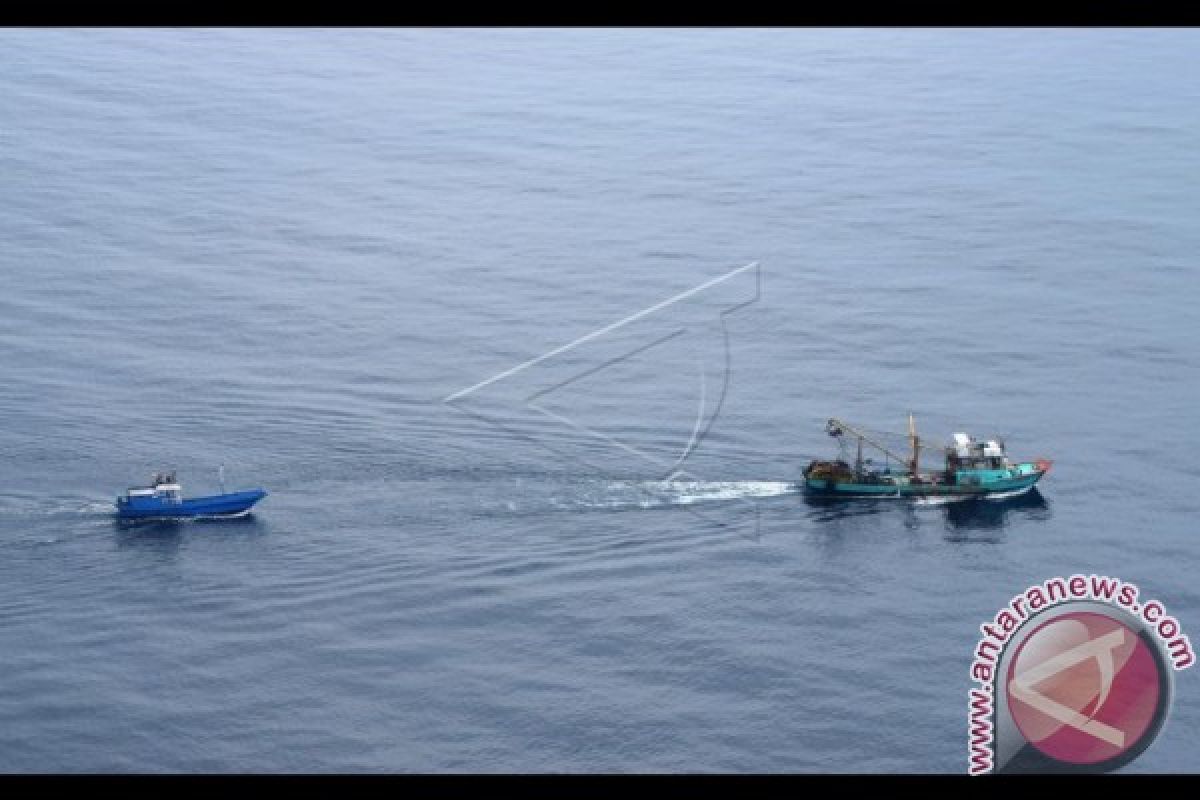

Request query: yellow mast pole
[{"left": 908, "top": 413, "right": 919, "bottom": 476}]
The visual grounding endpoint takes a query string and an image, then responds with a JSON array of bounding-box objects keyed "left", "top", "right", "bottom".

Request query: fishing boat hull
[
  {"left": 115, "top": 488, "right": 267, "bottom": 519},
  {"left": 804, "top": 466, "right": 1047, "bottom": 498}
]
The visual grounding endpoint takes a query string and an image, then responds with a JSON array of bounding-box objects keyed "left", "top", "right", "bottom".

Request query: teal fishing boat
[{"left": 803, "top": 415, "right": 1051, "bottom": 498}]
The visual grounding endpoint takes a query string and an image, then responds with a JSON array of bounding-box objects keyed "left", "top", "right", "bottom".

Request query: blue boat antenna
[{"left": 219, "top": 463, "right": 226, "bottom": 494}]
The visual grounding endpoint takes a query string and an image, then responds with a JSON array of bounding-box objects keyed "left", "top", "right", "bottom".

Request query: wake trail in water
[
  {"left": 910, "top": 495, "right": 972, "bottom": 507},
  {"left": 0, "top": 496, "right": 115, "bottom": 519},
  {"left": 642, "top": 480, "right": 799, "bottom": 504},
  {"left": 559, "top": 479, "right": 800, "bottom": 511},
  {"left": 982, "top": 485, "right": 1035, "bottom": 500}
]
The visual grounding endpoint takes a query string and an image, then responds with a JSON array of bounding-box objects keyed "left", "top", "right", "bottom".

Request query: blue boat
[
  {"left": 803, "top": 416, "right": 1051, "bottom": 499},
  {"left": 115, "top": 470, "right": 267, "bottom": 519}
]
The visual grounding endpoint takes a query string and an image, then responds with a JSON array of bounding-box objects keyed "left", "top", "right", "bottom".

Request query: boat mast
[{"left": 908, "top": 413, "right": 919, "bottom": 475}]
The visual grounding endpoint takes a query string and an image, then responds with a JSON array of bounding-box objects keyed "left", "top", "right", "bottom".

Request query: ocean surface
[{"left": 1, "top": 28, "right": 1198, "bottom": 773}]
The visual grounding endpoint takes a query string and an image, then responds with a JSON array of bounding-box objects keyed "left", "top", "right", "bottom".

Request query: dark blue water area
[{"left": 1, "top": 28, "right": 1198, "bottom": 772}]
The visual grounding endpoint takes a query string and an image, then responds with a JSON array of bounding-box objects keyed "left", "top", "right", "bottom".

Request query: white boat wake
[
  {"left": 910, "top": 495, "right": 973, "bottom": 507},
  {"left": 559, "top": 479, "right": 799, "bottom": 512},
  {"left": 640, "top": 480, "right": 799, "bottom": 505},
  {"left": 982, "top": 485, "right": 1035, "bottom": 501},
  {"left": 0, "top": 497, "right": 115, "bottom": 518}
]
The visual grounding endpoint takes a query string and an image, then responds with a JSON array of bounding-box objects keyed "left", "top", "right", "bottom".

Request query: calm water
[{"left": 1, "top": 28, "right": 1198, "bottom": 772}]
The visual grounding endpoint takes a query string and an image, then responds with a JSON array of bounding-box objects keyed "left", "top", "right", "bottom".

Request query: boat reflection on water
[
  {"left": 941, "top": 487, "right": 1049, "bottom": 529},
  {"left": 803, "top": 486, "right": 1050, "bottom": 535},
  {"left": 112, "top": 512, "right": 268, "bottom": 552}
]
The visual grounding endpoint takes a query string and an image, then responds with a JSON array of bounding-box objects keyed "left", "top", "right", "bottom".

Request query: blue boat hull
[{"left": 115, "top": 489, "right": 267, "bottom": 519}]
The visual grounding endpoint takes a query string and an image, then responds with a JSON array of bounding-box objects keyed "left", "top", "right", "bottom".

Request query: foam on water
[
  {"left": 910, "top": 495, "right": 973, "bottom": 507},
  {"left": 0, "top": 496, "right": 115, "bottom": 519},
  {"left": 558, "top": 479, "right": 800, "bottom": 510},
  {"left": 642, "top": 480, "right": 800, "bottom": 505},
  {"left": 982, "top": 485, "right": 1035, "bottom": 501}
]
